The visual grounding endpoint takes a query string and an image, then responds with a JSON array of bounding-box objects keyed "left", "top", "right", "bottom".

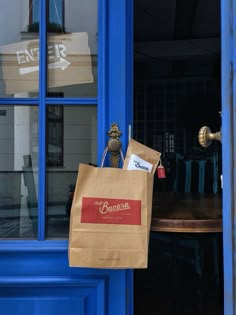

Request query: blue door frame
[{"left": 221, "top": 0, "right": 235, "bottom": 314}]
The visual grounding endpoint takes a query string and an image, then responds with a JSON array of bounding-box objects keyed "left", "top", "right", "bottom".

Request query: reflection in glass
[
  {"left": 0, "top": 0, "right": 39, "bottom": 97},
  {"left": 0, "top": 106, "right": 38, "bottom": 239},
  {"left": 47, "top": 105, "right": 63, "bottom": 167},
  {"left": 0, "top": 1, "right": 97, "bottom": 98},
  {"left": 31, "top": 0, "right": 64, "bottom": 31},
  {"left": 47, "top": 0, "right": 98, "bottom": 97},
  {"left": 46, "top": 106, "right": 97, "bottom": 238}
]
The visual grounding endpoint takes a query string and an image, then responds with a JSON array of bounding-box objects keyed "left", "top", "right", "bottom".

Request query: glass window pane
[
  {"left": 46, "top": 105, "right": 97, "bottom": 239},
  {"left": 47, "top": 1, "right": 97, "bottom": 98},
  {"left": 0, "top": 106, "right": 38, "bottom": 239},
  {"left": 0, "top": 0, "right": 39, "bottom": 97}
]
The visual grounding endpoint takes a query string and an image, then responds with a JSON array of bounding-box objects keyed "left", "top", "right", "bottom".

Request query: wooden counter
[{"left": 151, "top": 192, "right": 222, "bottom": 233}]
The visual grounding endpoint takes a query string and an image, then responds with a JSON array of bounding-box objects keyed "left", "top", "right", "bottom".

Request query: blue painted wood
[
  {"left": 38, "top": 0, "right": 47, "bottom": 241},
  {"left": 98, "top": 0, "right": 108, "bottom": 163},
  {"left": 221, "top": 0, "right": 235, "bottom": 314},
  {"left": 0, "top": 278, "right": 103, "bottom": 315},
  {"left": 0, "top": 248, "right": 132, "bottom": 315},
  {"left": 0, "top": 0, "right": 134, "bottom": 314},
  {"left": 97, "top": 0, "right": 133, "bottom": 161},
  {"left": 106, "top": 0, "right": 133, "bottom": 151}
]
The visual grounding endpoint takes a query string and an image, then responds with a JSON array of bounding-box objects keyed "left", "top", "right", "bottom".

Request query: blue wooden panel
[
  {"left": 1, "top": 299, "right": 84, "bottom": 315},
  {"left": 0, "top": 245, "right": 132, "bottom": 315},
  {"left": 0, "top": 277, "right": 104, "bottom": 315},
  {"left": 221, "top": 0, "right": 235, "bottom": 314},
  {"left": 98, "top": 0, "right": 133, "bottom": 160}
]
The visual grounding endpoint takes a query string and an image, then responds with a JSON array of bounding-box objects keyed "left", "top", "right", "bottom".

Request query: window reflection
[
  {"left": 0, "top": 0, "right": 97, "bottom": 98},
  {"left": 46, "top": 106, "right": 97, "bottom": 238},
  {"left": 30, "top": 0, "right": 64, "bottom": 32},
  {"left": 0, "top": 0, "right": 39, "bottom": 97},
  {"left": 0, "top": 106, "right": 38, "bottom": 239},
  {"left": 47, "top": 0, "right": 98, "bottom": 97},
  {"left": 47, "top": 106, "right": 63, "bottom": 167}
]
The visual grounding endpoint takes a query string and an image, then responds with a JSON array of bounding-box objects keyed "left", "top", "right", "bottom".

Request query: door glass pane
[
  {"left": 46, "top": 105, "right": 97, "bottom": 239},
  {"left": 47, "top": 1, "right": 98, "bottom": 98},
  {"left": 0, "top": 106, "right": 38, "bottom": 239},
  {"left": 0, "top": 0, "right": 39, "bottom": 97}
]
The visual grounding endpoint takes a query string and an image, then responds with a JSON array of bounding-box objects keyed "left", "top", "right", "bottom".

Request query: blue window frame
[
  {"left": 0, "top": 1, "right": 134, "bottom": 314},
  {"left": 0, "top": 0, "right": 132, "bottom": 242}
]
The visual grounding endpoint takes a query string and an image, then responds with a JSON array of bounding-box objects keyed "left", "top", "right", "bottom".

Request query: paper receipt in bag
[
  {"left": 81, "top": 197, "right": 141, "bottom": 225},
  {"left": 127, "top": 154, "right": 153, "bottom": 173}
]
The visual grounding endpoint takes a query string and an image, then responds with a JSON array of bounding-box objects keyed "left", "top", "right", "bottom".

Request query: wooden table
[
  {"left": 149, "top": 192, "right": 223, "bottom": 313},
  {"left": 151, "top": 192, "right": 222, "bottom": 233}
]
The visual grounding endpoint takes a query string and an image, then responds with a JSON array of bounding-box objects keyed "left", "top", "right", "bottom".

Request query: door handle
[
  {"left": 198, "top": 126, "right": 221, "bottom": 147},
  {"left": 107, "top": 123, "right": 122, "bottom": 167}
]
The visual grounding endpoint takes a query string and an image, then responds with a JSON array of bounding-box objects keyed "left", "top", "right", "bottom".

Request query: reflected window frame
[
  {"left": 47, "top": 92, "right": 64, "bottom": 167},
  {"left": 29, "top": 0, "right": 65, "bottom": 33}
]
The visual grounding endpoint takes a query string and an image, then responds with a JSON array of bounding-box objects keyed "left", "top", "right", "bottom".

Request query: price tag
[{"left": 157, "top": 161, "right": 166, "bottom": 179}]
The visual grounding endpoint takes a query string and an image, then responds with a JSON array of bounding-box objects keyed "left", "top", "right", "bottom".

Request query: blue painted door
[
  {"left": 0, "top": 1, "right": 133, "bottom": 315},
  {"left": 221, "top": 0, "right": 235, "bottom": 314}
]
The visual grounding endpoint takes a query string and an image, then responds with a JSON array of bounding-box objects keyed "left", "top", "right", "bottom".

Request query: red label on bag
[{"left": 81, "top": 197, "right": 141, "bottom": 225}]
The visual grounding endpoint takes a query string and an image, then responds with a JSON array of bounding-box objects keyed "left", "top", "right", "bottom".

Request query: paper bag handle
[{"left": 101, "top": 147, "right": 124, "bottom": 168}]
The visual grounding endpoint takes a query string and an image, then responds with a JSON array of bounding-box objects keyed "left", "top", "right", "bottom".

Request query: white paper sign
[{"left": 127, "top": 154, "right": 153, "bottom": 173}]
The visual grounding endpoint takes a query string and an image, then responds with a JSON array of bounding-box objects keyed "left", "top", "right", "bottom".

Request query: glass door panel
[
  {"left": 0, "top": 106, "right": 38, "bottom": 239},
  {"left": 0, "top": 0, "right": 39, "bottom": 97},
  {"left": 46, "top": 105, "right": 97, "bottom": 238},
  {"left": 47, "top": 0, "right": 98, "bottom": 98}
]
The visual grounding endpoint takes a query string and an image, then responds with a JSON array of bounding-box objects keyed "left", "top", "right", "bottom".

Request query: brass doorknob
[
  {"left": 198, "top": 126, "right": 221, "bottom": 148},
  {"left": 107, "top": 123, "right": 122, "bottom": 168}
]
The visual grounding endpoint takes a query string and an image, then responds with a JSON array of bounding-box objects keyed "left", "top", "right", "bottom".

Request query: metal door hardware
[
  {"left": 198, "top": 126, "right": 221, "bottom": 148},
  {"left": 107, "top": 123, "right": 122, "bottom": 167}
]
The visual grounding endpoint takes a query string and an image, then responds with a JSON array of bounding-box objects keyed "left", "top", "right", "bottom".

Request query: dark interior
[{"left": 133, "top": 0, "right": 223, "bottom": 314}]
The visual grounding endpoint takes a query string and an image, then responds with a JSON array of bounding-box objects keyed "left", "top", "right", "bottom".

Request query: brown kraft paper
[{"left": 68, "top": 163, "right": 154, "bottom": 269}]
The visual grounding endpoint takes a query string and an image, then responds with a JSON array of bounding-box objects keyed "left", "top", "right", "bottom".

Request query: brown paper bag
[
  {"left": 123, "top": 138, "right": 161, "bottom": 175},
  {"left": 68, "top": 163, "right": 154, "bottom": 269}
]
